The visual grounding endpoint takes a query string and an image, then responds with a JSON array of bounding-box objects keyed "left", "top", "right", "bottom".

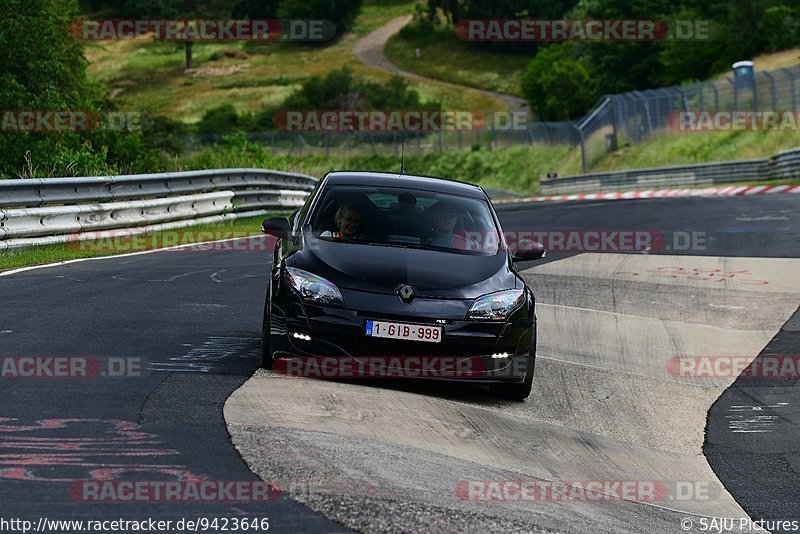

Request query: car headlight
[
  {"left": 467, "top": 289, "right": 524, "bottom": 320},
  {"left": 286, "top": 267, "right": 344, "bottom": 307}
]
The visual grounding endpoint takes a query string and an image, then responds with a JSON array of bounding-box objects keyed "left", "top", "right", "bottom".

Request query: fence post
[
  {"left": 634, "top": 91, "right": 654, "bottom": 138},
  {"left": 656, "top": 88, "right": 673, "bottom": 127},
  {"left": 753, "top": 73, "right": 759, "bottom": 112},
  {"left": 695, "top": 84, "right": 704, "bottom": 111},
  {"left": 576, "top": 125, "right": 587, "bottom": 174},
  {"left": 609, "top": 96, "right": 619, "bottom": 149},
  {"left": 762, "top": 71, "right": 777, "bottom": 109},
  {"left": 709, "top": 82, "right": 719, "bottom": 110},
  {"left": 782, "top": 68, "right": 797, "bottom": 110},
  {"left": 726, "top": 77, "right": 737, "bottom": 110}
]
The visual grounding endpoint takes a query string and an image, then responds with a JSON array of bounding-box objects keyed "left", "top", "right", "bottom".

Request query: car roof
[{"left": 323, "top": 171, "right": 488, "bottom": 200}]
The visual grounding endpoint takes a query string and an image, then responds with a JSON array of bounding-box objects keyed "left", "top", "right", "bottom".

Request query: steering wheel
[{"left": 429, "top": 233, "right": 480, "bottom": 250}]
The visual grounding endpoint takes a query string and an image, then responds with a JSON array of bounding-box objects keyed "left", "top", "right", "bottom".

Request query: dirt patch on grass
[{"left": 187, "top": 64, "right": 252, "bottom": 77}]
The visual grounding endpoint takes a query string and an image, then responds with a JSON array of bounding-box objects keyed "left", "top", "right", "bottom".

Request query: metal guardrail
[
  {"left": 0, "top": 169, "right": 317, "bottom": 249},
  {"left": 540, "top": 148, "right": 800, "bottom": 195}
]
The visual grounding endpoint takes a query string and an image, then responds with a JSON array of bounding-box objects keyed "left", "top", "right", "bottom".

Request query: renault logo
[{"left": 396, "top": 284, "right": 416, "bottom": 303}]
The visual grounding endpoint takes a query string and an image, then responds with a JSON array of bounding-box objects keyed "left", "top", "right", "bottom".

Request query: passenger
[{"left": 321, "top": 200, "right": 365, "bottom": 240}]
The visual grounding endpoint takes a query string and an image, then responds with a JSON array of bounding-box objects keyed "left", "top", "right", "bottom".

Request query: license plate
[{"left": 365, "top": 321, "right": 442, "bottom": 343}]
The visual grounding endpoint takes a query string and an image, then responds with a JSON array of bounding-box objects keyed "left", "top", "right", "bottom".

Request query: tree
[
  {"left": 0, "top": 0, "right": 100, "bottom": 175},
  {"left": 758, "top": 4, "right": 800, "bottom": 53},
  {"left": 277, "top": 0, "right": 362, "bottom": 36},
  {"left": 521, "top": 42, "right": 598, "bottom": 121},
  {"left": 122, "top": 0, "right": 233, "bottom": 70}
]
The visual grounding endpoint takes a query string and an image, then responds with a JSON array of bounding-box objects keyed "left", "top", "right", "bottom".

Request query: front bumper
[{"left": 270, "top": 288, "right": 535, "bottom": 384}]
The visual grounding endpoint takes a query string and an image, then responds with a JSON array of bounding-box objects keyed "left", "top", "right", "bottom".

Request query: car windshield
[{"left": 309, "top": 185, "right": 501, "bottom": 255}]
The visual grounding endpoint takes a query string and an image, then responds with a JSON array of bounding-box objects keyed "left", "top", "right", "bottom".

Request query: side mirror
[
  {"left": 512, "top": 240, "right": 546, "bottom": 262},
  {"left": 261, "top": 217, "right": 291, "bottom": 240}
]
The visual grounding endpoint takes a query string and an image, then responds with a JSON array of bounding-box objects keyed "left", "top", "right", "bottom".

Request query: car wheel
[
  {"left": 260, "top": 279, "right": 273, "bottom": 369},
  {"left": 492, "top": 324, "right": 536, "bottom": 401},
  {"left": 492, "top": 371, "right": 533, "bottom": 401}
]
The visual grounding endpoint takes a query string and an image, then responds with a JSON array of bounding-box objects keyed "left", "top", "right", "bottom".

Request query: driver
[
  {"left": 425, "top": 201, "right": 465, "bottom": 248},
  {"left": 321, "top": 200, "right": 365, "bottom": 240},
  {"left": 430, "top": 202, "right": 457, "bottom": 237}
]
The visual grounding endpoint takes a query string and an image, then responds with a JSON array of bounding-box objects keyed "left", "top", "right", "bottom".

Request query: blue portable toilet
[
  {"left": 732, "top": 61, "right": 754, "bottom": 80},
  {"left": 732, "top": 61, "right": 756, "bottom": 109}
]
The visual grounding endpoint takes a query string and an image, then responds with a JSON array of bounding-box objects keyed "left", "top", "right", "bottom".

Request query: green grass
[
  {"left": 177, "top": 136, "right": 575, "bottom": 193},
  {"left": 82, "top": 0, "right": 509, "bottom": 122},
  {"left": 591, "top": 129, "right": 800, "bottom": 172},
  {"left": 0, "top": 214, "right": 281, "bottom": 273},
  {"left": 175, "top": 126, "right": 799, "bottom": 195},
  {"left": 353, "top": 0, "right": 419, "bottom": 37},
  {"left": 384, "top": 27, "right": 529, "bottom": 96}
]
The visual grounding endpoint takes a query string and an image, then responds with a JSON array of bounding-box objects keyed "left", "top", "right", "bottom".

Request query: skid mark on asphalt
[
  {"left": 727, "top": 403, "right": 790, "bottom": 434},
  {"left": 147, "top": 270, "right": 213, "bottom": 283},
  {"left": 224, "top": 253, "right": 800, "bottom": 532},
  {"left": 148, "top": 336, "right": 259, "bottom": 374}
]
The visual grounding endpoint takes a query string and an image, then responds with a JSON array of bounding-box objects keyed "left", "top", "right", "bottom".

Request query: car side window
[{"left": 295, "top": 178, "right": 325, "bottom": 234}]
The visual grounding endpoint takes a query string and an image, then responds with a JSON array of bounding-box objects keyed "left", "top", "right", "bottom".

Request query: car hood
[{"left": 293, "top": 234, "right": 516, "bottom": 299}]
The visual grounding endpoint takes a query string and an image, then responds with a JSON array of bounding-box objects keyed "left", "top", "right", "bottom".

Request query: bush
[
  {"left": 281, "top": 67, "right": 437, "bottom": 112},
  {"left": 141, "top": 114, "right": 190, "bottom": 156},
  {"left": 521, "top": 43, "right": 598, "bottom": 121},
  {"left": 196, "top": 104, "right": 251, "bottom": 136}
]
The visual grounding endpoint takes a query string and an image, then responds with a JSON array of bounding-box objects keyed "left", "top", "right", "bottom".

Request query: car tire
[
  {"left": 492, "top": 371, "right": 533, "bottom": 401},
  {"left": 260, "top": 278, "right": 273, "bottom": 369},
  {"left": 492, "top": 323, "right": 536, "bottom": 401}
]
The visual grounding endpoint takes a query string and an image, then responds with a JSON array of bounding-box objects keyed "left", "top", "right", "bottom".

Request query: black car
[{"left": 259, "top": 171, "right": 545, "bottom": 400}]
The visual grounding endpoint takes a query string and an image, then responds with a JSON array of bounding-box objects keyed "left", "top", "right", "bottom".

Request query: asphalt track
[{"left": 1, "top": 195, "right": 798, "bottom": 533}]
